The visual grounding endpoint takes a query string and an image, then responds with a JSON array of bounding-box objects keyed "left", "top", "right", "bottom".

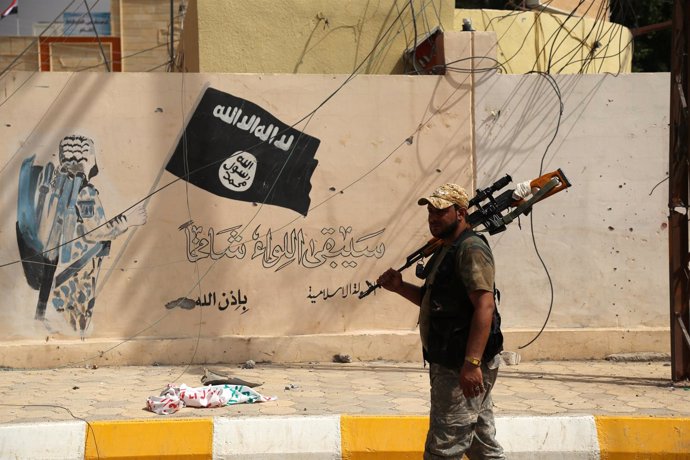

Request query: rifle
[{"left": 358, "top": 168, "right": 571, "bottom": 299}]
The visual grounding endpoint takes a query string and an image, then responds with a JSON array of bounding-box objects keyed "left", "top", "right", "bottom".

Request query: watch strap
[{"left": 465, "top": 356, "right": 481, "bottom": 367}]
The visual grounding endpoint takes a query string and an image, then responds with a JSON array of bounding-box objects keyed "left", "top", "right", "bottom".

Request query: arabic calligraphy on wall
[
  {"left": 180, "top": 222, "right": 386, "bottom": 271},
  {"left": 165, "top": 289, "right": 249, "bottom": 313},
  {"left": 307, "top": 281, "right": 375, "bottom": 303}
]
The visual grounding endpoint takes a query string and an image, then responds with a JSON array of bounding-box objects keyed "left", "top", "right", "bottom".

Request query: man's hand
[
  {"left": 459, "top": 362, "right": 484, "bottom": 398},
  {"left": 377, "top": 268, "right": 402, "bottom": 293},
  {"left": 124, "top": 204, "right": 147, "bottom": 227}
]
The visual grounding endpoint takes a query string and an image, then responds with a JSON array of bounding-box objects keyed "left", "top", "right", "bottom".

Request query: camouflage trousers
[{"left": 424, "top": 360, "right": 505, "bottom": 459}]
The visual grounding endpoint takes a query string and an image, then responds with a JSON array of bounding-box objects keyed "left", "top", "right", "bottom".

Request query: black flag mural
[{"left": 166, "top": 87, "right": 320, "bottom": 216}]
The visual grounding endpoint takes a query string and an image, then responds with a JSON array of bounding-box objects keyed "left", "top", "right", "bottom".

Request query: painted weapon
[{"left": 358, "top": 169, "right": 572, "bottom": 299}]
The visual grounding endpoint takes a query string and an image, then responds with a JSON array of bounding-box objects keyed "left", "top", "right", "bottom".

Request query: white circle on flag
[{"left": 219, "top": 151, "right": 257, "bottom": 192}]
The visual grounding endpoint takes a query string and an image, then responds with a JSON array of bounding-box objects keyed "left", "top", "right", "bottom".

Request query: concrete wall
[
  {"left": 474, "top": 71, "right": 669, "bottom": 357},
  {"left": 0, "top": 33, "right": 480, "bottom": 368},
  {"left": 0, "top": 30, "right": 670, "bottom": 367},
  {"left": 456, "top": 8, "right": 632, "bottom": 74}
]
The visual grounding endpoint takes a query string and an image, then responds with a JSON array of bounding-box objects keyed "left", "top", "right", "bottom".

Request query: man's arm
[
  {"left": 459, "top": 289, "right": 495, "bottom": 397},
  {"left": 376, "top": 268, "right": 423, "bottom": 307},
  {"left": 465, "top": 289, "right": 495, "bottom": 362},
  {"left": 79, "top": 188, "right": 147, "bottom": 242}
]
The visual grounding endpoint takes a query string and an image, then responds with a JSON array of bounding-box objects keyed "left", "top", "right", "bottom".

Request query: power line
[{"left": 82, "top": 0, "right": 109, "bottom": 71}]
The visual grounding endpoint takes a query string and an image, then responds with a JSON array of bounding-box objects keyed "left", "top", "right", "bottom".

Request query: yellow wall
[
  {"left": 455, "top": 8, "right": 631, "bottom": 74},
  {"left": 526, "top": 0, "right": 609, "bottom": 20},
  {"left": 187, "top": 0, "right": 456, "bottom": 74},
  {"left": 0, "top": 1, "right": 630, "bottom": 75}
]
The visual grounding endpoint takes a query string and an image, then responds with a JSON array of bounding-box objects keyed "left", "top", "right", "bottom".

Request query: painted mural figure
[{"left": 16, "top": 135, "right": 147, "bottom": 338}]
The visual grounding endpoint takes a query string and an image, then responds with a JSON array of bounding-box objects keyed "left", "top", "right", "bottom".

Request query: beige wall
[
  {"left": 474, "top": 72, "right": 669, "bottom": 358},
  {"left": 0, "top": 30, "right": 670, "bottom": 367},
  {"left": 0, "top": 1, "right": 184, "bottom": 73},
  {"left": 186, "top": 0, "right": 456, "bottom": 74},
  {"left": 456, "top": 8, "right": 631, "bottom": 74},
  {"left": 47, "top": 42, "right": 111, "bottom": 72},
  {"left": 115, "top": 0, "right": 185, "bottom": 72},
  {"left": 0, "top": 37, "right": 38, "bottom": 72},
  {"left": 0, "top": 33, "right": 480, "bottom": 368}
]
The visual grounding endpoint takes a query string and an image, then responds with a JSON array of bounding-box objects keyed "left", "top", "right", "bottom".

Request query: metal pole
[
  {"left": 170, "top": 0, "right": 174, "bottom": 70},
  {"left": 669, "top": 0, "right": 690, "bottom": 382}
]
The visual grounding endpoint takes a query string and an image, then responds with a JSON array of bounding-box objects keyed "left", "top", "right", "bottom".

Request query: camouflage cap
[{"left": 417, "top": 183, "right": 470, "bottom": 209}]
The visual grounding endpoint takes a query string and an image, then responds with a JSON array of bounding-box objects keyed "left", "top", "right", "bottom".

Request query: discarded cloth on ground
[{"left": 146, "top": 383, "right": 276, "bottom": 415}]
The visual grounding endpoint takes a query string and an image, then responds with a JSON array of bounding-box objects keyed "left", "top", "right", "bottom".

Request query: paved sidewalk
[
  {"left": 0, "top": 359, "right": 688, "bottom": 423},
  {"left": 2, "top": 359, "right": 690, "bottom": 458}
]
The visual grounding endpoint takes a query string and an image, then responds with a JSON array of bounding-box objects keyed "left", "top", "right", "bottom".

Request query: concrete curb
[{"left": 1, "top": 415, "right": 689, "bottom": 459}]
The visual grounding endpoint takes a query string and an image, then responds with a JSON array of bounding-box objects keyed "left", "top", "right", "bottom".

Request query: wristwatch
[{"left": 465, "top": 356, "right": 481, "bottom": 367}]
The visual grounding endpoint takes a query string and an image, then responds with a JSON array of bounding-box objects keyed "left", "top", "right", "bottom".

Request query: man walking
[{"left": 376, "top": 183, "right": 505, "bottom": 459}]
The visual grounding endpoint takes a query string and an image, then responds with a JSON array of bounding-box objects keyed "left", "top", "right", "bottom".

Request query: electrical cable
[
  {"left": 0, "top": 0, "right": 107, "bottom": 79},
  {"left": 0, "top": 0, "right": 434, "bottom": 276},
  {"left": 548, "top": 0, "right": 613, "bottom": 74},
  {"left": 439, "top": 55, "right": 507, "bottom": 74},
  {"left": 82, "top": 0, "right": 110, "bottom": 72},
  {"left": 0, "top": 403, "right": 101, "bottom": 458},
  {"left": 409, "top": 0, "right": 422, "bottom": 74},
  {"left": 545, "top": 0, "right": 597, "bottom": 73},
  {"left": 517, "top": 70, "right": 563, "bottom": 349},
  {"left": 548, "top": 0, "right": 606, "bottom": 73},
  {"left": 0, "top": 0, "right": 567, "bottom": 362},
  {"left": 0, "top": 0, "right": 480, "bottom": 443},
  {"left": 118, "top": 0, "right": 436, "bottom": 378},
  {"left": 484, "top": 0, "right": 557, "bottom": 72},
  {"left": 75, "top": 42, "right": 174, "bottom": 72},
  {"left": 0, "top": 0, "right": 430, "bottom": 371},
  {"left": 0, "top": 0, "right": 426, "bottom": 273},
  {"left": 163, "top": 67, "right": 205, "bottom": 388},
  {"left": 530, "top": 0, "right": 588, "bottom": 73}
]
